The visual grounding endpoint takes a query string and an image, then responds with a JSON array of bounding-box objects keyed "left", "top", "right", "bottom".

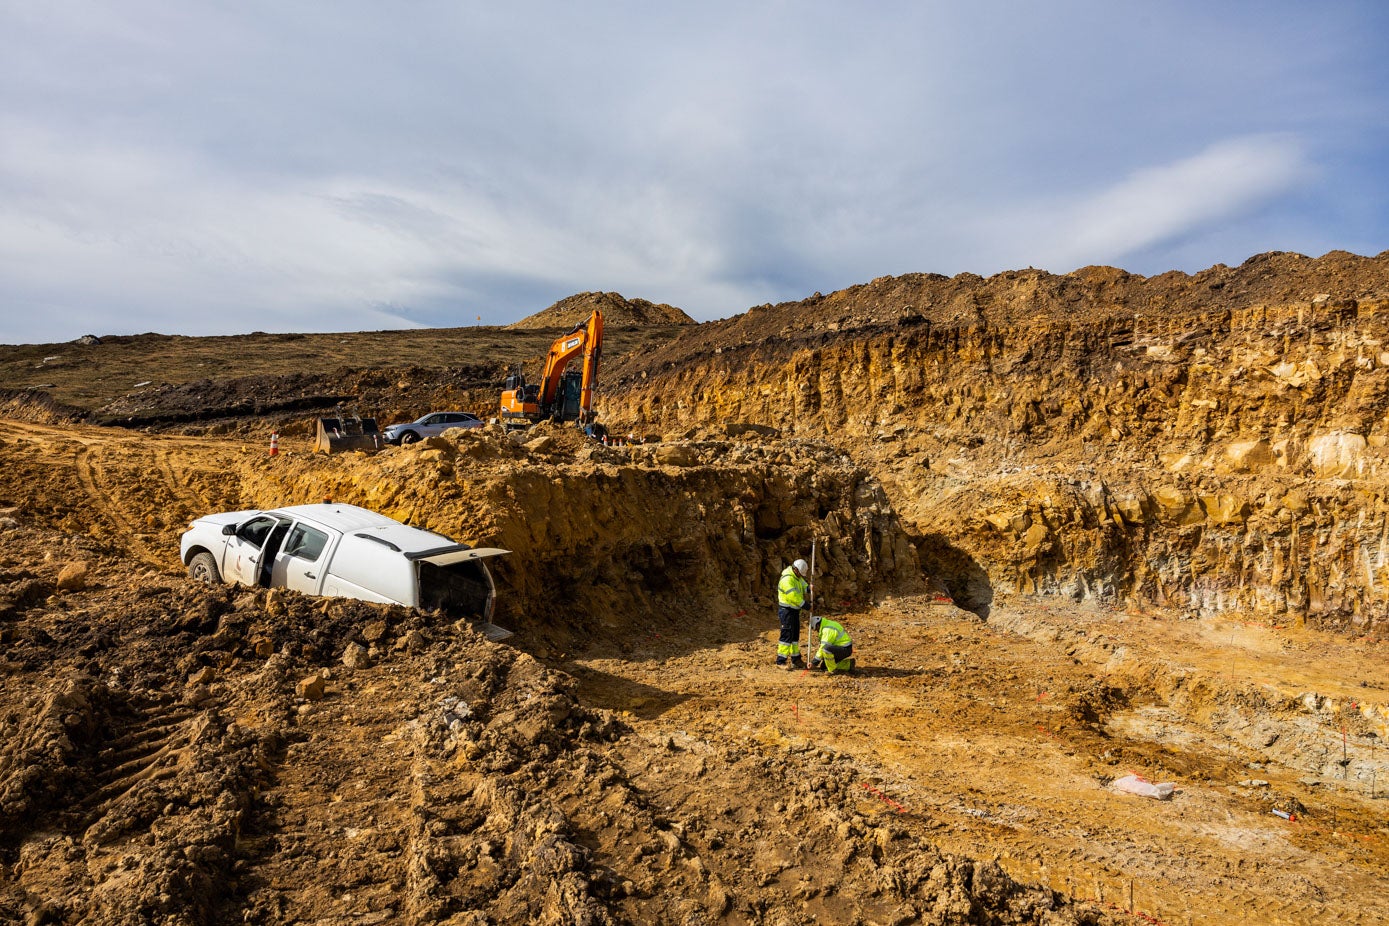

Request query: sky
[{"left": 2, "top": 1, "right": 1387, "bottom": 345}]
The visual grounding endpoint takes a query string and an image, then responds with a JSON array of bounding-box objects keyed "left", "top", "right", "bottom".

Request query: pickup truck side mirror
[{"left": 222, "top": 524, "right": 239, "bottom": 535}]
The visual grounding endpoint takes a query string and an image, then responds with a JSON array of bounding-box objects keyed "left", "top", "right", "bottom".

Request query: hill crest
[{"left": 505, "top": 292, "right": 695, "bottom": 330}]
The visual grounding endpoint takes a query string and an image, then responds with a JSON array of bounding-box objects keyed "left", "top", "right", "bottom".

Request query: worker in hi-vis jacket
[
  {"left": 775, "top": 558, "right": 811, "bottom": 669},
  {"left": 809, "top": 614, "right": 854, "bottom": 674}
]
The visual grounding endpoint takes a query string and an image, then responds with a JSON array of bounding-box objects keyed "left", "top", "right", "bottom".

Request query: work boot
[{"left": 790, "top": 656, "right": 805, "bottom": 669}]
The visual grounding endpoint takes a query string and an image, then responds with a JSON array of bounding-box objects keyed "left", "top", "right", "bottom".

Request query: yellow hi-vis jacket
[
  {"left": 777, "top": 566, "right": 809, "bottom": 609},
  {"left": 815, "top": 618, "right": 851, "bottom": 650}
]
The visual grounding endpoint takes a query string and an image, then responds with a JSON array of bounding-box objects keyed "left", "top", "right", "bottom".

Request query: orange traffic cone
[{"left": 269, "top": 432, "right": 279, "bottom": 456}]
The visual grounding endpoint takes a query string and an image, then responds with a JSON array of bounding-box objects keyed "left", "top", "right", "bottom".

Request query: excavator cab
[{"left": 556, "top": 370, "right": 583, "bottom": 421}]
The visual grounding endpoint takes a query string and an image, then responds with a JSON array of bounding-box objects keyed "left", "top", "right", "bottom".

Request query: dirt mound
[
  {"left": 0, "top": 389, "right": 85, "bottom": 424},
  {"left": 506, "top": 291, "right": 695, "bottom": 330}
]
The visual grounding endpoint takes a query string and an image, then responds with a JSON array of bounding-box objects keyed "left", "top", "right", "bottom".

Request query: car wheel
[
  {"left": 400, "top": 430, "right": 420, "bottom": 445},
  {"left": 188, "top": 551, "right": 222, "bottom": 585}
]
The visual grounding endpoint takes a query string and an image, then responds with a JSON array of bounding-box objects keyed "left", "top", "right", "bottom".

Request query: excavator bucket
[{"left": 314, "top": 416, "right": 384, "bottom": 454}]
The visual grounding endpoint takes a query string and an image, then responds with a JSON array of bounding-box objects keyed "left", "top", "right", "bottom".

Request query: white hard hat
[{"left": 793, "top": 558, "right": 809, "bottom": 574}]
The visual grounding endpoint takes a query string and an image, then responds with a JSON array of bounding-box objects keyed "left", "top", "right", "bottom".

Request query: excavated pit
[
  {"left": 2, "top": 414, "right": 1386, "bottom": 924},
  {"left": 4, "top": 257, "right": 1389, "bottom": 922},
  {"left": 225, "top": 423, "right": 927, "bottom": 650},
  {"left": 1, "top": 422, "right": 1133, "bottom": 925}
]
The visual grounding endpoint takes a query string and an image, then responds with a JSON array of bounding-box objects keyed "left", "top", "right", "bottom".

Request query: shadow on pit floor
[
  {"left": 915, "top": 533, "right": 994, "bottom": 619},
  {"left": 565, "top": 664, "right": 692, "bottom": 719}
]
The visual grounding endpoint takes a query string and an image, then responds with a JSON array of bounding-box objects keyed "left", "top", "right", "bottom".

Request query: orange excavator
[{"left": 499, "top": 309, "right": 604, "bottom": 429}]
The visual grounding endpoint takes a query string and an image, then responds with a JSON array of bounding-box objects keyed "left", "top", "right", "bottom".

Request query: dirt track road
[
  {"left": 2, "top": 419, "right": 1387, "bottom": 924},
  {"left": 0, "top": 419, "right": 244, "bottom": 568}
]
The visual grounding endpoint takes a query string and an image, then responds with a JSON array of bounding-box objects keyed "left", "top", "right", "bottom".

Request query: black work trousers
[{"left": 777, "top": 606, "right": 801, "bottom": 661}]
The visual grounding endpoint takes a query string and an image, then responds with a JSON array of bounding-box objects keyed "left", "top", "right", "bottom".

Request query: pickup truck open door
[
  {"left": 409, "top": 544, "right": 512, "bottom": 639},
  {"left": 222, "top": 514, "right": 287, "bottom": 587}
]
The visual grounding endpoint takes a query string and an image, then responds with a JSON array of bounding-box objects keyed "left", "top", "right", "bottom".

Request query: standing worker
[
  {"left": 775, "top": 558, "right": 812, "bottom": 669},
  {"left": 808, "top": 615, "right": 854, "bottom": 674}
]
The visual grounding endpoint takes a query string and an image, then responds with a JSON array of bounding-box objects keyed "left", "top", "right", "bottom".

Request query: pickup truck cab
[{"left": 180, "top": 503, "right": 508, "bottom": 623}]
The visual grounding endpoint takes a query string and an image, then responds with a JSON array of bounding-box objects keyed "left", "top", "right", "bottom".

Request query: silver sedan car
[{"left": 382, "top": 411, "right": 485, "bottom": 444}]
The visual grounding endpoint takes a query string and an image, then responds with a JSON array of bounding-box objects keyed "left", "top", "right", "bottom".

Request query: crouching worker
[{"left": 809, "top": 615, "right": 854, "bottom": 674}]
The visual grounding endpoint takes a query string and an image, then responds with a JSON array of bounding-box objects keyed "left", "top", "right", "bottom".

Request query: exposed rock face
[
  {"left": 234, "top": 425, "right": 923, "bottom": 646},
  {"left": 604, "top": 251, "right": 1389, "bottom": 633}
]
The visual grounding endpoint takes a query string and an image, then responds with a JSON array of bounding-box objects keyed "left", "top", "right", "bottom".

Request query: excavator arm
[{"left": 575, "top": 309, "right": 602, "bottom": 420}]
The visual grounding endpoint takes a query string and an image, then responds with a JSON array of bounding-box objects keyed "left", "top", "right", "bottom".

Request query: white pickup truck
[{"left": 180, "top": 503, "right": 509, "bottom": 625}]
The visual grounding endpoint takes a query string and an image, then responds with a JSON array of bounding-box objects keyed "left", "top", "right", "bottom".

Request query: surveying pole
[{"left": 804, "top": 539, "right": 817, "bottom": 663}]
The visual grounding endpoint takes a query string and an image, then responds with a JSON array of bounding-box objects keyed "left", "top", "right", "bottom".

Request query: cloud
[
  {"left": 973, "top": 135, "right": 1314, "bottom": 273},
  {"left": 0, "top": 4, "right": 1384, "bottom": 343},
  {"left": 0, "top": 118, "right": 765, "bottom": 339},
  {"left": 0, "top": 126, "right": 433, "bottom": 332}
]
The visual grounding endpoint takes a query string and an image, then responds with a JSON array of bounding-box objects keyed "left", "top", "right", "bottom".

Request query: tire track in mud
[
  {"left": 154, "top": 450, "right": 206, "bottom": 514},
  {"left": 1, "top": 677, "right": 259, "bottom": 923},
  {"left": 0, "top": 419, "right": 227, "bottom": 568},
  {"left": 2, "top": 419, "right": 233, "bottom": 522},
  {"left": 78, "top": 698, "right": 204, "bottom": 821},
  {"left": 237, "top": 680, "right": 418, "bottom": 921},
  {"left": 71, "top": 443, "right": 165, "bottom": 568}
]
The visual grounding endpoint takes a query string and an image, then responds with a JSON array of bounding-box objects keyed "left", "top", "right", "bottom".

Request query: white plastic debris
[{"left": 1112, "top": 774, "right": 1174, "bottom": 800}]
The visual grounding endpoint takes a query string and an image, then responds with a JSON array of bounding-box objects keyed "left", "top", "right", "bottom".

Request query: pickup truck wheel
[
  {"left": 188, "top": 551, "right": 221, "bottom": 584},
  {"left": 399, "top": 430, "right": 420, "bottom": 445}
]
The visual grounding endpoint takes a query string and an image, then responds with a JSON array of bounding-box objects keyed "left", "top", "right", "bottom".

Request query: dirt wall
[
  {"left": 601, "top": 255, "right": 1389, "bottom": 633},
  {"left": 232, "top": 427, "right": 923, "bottom": 646}
]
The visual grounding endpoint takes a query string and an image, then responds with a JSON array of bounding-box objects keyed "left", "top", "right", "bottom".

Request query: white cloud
[
  {"left": 0, "top": 3, "right": 1384, "bottom": 342},
  {"left": 0, "top": 118, "right": 768, "bottom": 338},
  {"left": 1025, "top": 135, "right": 1314, "bottom": 270}
]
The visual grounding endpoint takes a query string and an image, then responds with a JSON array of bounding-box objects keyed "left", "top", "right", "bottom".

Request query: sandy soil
[
  {"left": 2, "top": 419, "right": 1385, "bottom": 924},
  {"left": 572, "top": 596, "right": 1389, "bottom": 925}
]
